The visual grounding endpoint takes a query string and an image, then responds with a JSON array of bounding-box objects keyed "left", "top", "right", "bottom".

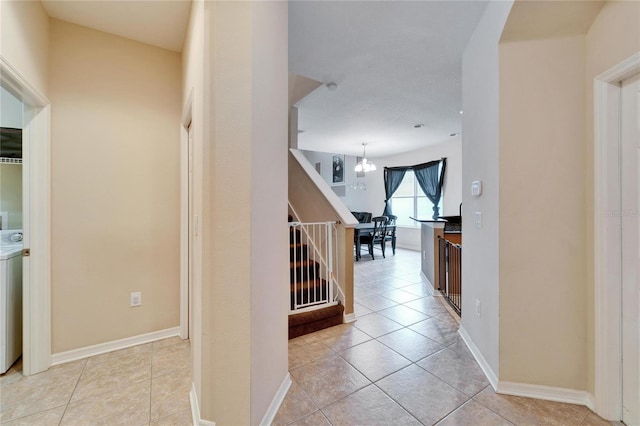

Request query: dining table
[{"left": 354, "top": 222, "right": 396, "bottom": 261}]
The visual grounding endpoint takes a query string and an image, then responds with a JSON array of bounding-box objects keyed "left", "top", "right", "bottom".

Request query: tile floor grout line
[
  {"left": 0, "top": 403, "right": 68, "bottom": 425},
  {"left": 57, "top": 357, "right": 89, "bottom": 425},
  {"left": 466, "top": 388, "right": 518, "bottom": 426},
  {"left": 282, "top": 376, "right": 322, "bottom": 426},
  {"left": 370, "top": 377, "right": 437, "bottom": 426}
]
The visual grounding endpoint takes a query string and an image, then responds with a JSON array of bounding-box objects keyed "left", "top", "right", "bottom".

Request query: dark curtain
[
  {"left": 382, "top": 167, "right": 407, "bottom": 216},
  {"left": 414, "top": 158, "right": 447, "bottom": 219}
]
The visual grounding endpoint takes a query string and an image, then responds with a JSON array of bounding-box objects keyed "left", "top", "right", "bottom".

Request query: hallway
[
  {"left": 274, "top": 248, "right": 610, "bottom": 425},
  {"left": 0, "top": 249, "right": 613, "bottom": 425}
]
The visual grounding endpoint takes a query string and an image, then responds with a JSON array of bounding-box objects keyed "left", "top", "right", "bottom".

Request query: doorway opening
[
  {"left": 1, "top": 58, "right": 52, "bottom": 376},
  {"left": 180, "top": 92, "right": 194, "bottom": 340},
  {"left": 619, "top": 71, "right": 639, "bottom": 426},
  {"left": 593, "top": 53, "right": 640, "bottom": 422}
]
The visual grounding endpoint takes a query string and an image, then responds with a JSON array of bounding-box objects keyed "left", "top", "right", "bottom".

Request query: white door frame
[
  {"left": 0, "top": 56, "right": 51, "bottom": 376},
  {"left": 594, "top": 52, "right": 640, "bottom": 420},
  {"left": 180, "top": 90, "right": 194, "bottom": 339}
]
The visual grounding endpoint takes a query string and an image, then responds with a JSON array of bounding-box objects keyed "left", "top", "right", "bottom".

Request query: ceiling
[
  {"left": 289, "top": 1, "right": 489, "bottom": 158},
  {"left": 38, "top": 1, "right": 489, "bottom": 158},
  {"left": 41, "top": 0, "right": 191, "bottom": 52}
]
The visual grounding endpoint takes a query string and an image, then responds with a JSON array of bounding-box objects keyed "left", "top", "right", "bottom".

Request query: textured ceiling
[
  {"left": 39, "top": 0, "right": 488, "bottom": 157},
  {"left": 289, "top": 1, "right": 489, "bottom": 158},
  {"left": 41, "top": 0, "right": 191, "bottom": 52}
]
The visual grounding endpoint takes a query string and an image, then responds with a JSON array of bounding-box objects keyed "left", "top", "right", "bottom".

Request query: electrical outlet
[
  {"left": 423, "top": 250, "right": 426, "bottom": 260},
  {"left": 475, "top": 299, "right": 481, "bottom": 318},
  {"left": 130, "top": 292, "right": 142, "bottom": 307}
]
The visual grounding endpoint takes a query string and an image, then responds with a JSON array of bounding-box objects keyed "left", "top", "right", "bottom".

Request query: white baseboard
[
  {"left": 260, "top": 373, "right": 292, "bottom": 426},
  {"left": 51, "top": 327, "right": 181, "bottom": 366},
  {"left": 190, "top": 383, "right": 216, "bottom": 426},
  {"left": 420, "top": 271, "right": 434, "bottom": 296},
  {"left": 396, "top": 242, "right": 420, "bottom": 251},
  {"left": 585, "top": 393, "right": 595, "bottom": 411},
  {"left": 458, "top": 328, "right": 596, "bottom": 410},
  {"left": 458, "top": 326, "right": 498, "bottom": 390},
  {"left": 344, "top": 312, "right": 356, "bottom": 323},
  {"left": 189, "top": 374, "right": 290, "bottom": 426},
  {"left": 497, "top": 381, "right": 594, "bottom": 409}
]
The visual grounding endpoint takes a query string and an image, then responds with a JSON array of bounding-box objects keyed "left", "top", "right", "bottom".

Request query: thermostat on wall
[{"left": 471, "top": 180, "right": 482, "bottom": 197}]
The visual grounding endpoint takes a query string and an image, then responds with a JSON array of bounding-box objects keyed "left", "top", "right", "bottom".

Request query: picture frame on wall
[{"left": 332, "top": 154, "right": 344, "bottom": 184}]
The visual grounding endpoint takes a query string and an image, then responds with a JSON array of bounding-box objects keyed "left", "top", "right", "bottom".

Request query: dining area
[{"left": 351, "top": 211, "right": 397, "bottom": 261}]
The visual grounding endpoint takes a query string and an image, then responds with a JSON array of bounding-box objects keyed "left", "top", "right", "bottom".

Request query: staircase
[{"left": 288, "top": 216, "right": 344, "bottom": 339}]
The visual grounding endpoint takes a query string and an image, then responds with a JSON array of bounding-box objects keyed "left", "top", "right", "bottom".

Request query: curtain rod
[{"left": 383, "top": 157, "right": 446, "bottom": 171}]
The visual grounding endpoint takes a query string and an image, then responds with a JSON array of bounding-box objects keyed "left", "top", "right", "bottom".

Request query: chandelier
[{"left": 354, "top": 143, "right": 376, "bottom": 173}]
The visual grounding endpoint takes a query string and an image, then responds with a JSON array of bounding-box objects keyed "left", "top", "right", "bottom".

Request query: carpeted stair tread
[
  {"left": 290, "top": 260, "right": 320, "bottom": 279},
  {"left": 289, "top": 243, "right": 309, "bottom": 260},
  {"left": 290, "top": 259, "right": 319, "bottom": 268},
  {"left": 290, "top": 278, "right": 326, "bottom": 292},
  {"left": 290, "top": 279, "right": 328, "bottom": 308}
]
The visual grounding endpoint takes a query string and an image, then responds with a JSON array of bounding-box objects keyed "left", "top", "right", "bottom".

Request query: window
[{"left": 390, "top": 170, "right": 442, "bottom": 227}]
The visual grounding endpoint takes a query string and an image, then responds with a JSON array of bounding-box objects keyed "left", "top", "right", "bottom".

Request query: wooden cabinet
[{"left": 444, "top": 232, "right": 461, "bottom": 245}]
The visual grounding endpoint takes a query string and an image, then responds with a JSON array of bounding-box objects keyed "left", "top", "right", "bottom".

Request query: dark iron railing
[{"left": 438, "top": 236, "right": 462, "bottom": 315}]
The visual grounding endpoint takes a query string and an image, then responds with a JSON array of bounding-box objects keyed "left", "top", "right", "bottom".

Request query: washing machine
[{"left": 0, "top": 236, "right": 22, "bottom": 374}]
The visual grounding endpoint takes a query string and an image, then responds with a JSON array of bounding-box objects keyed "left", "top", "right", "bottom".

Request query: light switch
[
  {"left": 474, "top": 212, "right": 482, "bottom": 229},
  {"left": 471, "top": 180, "right": 482, "bottom": 197}
]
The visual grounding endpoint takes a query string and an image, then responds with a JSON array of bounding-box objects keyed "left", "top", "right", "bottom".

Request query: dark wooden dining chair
[
  {"left": 350, "top": 211, "right": 373, "bottom": 224},
  {"left": 359, "top": 216, "right": 388, "bottom": 259},
  {"left": 383, "top": 214, "right": 397, "bottom": 255}
]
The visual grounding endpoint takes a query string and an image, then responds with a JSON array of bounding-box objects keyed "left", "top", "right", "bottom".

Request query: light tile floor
[
  {"left": 0, "top": 336, "right": 192, "bottom": 425},
  {"left": 275, "top": 248, "right": 613, "bottom": 426},
  {"left": 0, "top": 249, "right": 615, "bottom": 426}
]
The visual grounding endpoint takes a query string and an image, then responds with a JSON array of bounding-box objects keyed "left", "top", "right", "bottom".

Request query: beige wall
[
  {"left": 49, "top": 19, "right": 182, "bottom": 353},
  {"left": 203, "top": 2, "right": 252, "bottom": 420},
  {"left": 199, "top": 2, "right": 289, "bottom": 423},
  {"left": 0, "top": 0, "right": 49, "bottom": 97},
  {"left": 499, "top": 34, "right": 587, "bottom": 389},
  {"left": 585, "top": 0, "right": 640, "bottom": 395},
  {"left": 249, "top": 1, "right": 289, "bottom": 424},
  {"left": 494, "top": 0, "right": 640, "bottom": 394}
]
